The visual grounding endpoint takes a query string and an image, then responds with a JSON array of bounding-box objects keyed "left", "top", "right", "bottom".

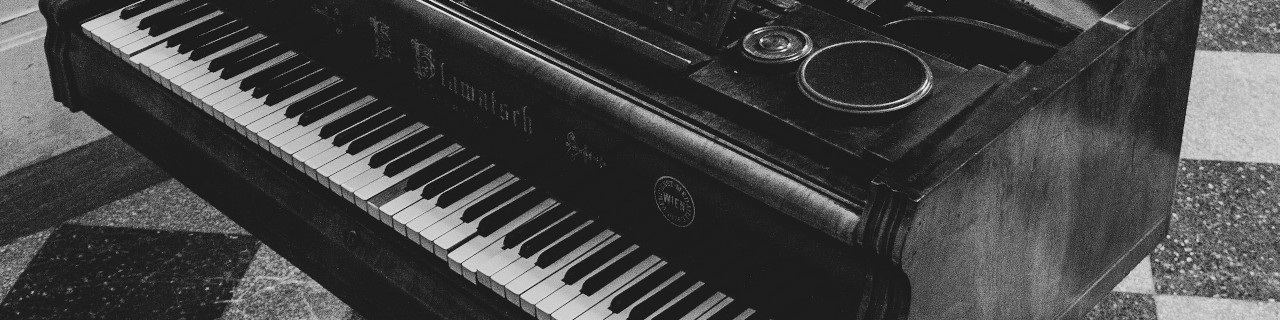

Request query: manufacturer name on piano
[
  {"left": 366, "top": 15, "right": 534, "bottom": 137},
  {"left": 654, "top": 176, "right": 695, "bottom": 227},
  {"left": 437, "top": 62, "right": 534, "bottom": 136}
]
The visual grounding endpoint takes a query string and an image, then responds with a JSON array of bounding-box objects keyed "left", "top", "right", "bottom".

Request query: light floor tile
[
  {"left": 1180, "top": 50, "right": 1280, "bottom": 165},
  {"left": 0, "top": 33, "right": 110, "bottom": 177},
  {"left": 221, "top": 246, "right": 355, "bottom": 320},
  {"left": 1114, "top": 256, "right": 1156, "bottom": 294},
  {"left": 0, "top": 230, "right": 50, "bottom": 299},
  {"left": 0, "top": 8, "right": 42, "bottom": 50},
  {"left": 68, "top": 179, "right": 248, "bottom": 235},
  {"left": 1155, "top": 295, "right": 1280, "bottom": 320},
  {"left": 0, "top": 1, "right": 35, "bottom": 25}
]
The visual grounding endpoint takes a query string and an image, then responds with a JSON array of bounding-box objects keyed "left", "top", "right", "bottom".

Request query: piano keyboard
[{"left": 81, "top": 1, "right": 768, "bottom": 319}]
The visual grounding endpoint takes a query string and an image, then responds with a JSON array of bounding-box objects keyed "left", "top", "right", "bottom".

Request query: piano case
[{"left": 40, "top": 0, "right": 1200, "bottom": 318}]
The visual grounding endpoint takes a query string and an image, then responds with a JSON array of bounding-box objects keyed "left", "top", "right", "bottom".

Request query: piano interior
[{"left": 38, "top": 0, "right": 1200, "bottom": 318}]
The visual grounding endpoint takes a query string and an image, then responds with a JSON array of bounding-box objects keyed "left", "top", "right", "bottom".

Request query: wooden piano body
[{"left": 38, "top": 0, "right": 1199, "bottom": 318}]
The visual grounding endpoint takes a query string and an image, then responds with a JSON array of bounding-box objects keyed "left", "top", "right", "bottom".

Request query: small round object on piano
[
  {"left": 796, "top": 40, "right": 933, "bottom": 114},
  {"left": 741, "top": 26, "right": 813, "bottom": 64}
]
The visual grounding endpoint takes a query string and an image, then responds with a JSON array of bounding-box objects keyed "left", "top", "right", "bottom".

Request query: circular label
[{"left": 653, "top": 176, "right": 695, "bottom": 227}]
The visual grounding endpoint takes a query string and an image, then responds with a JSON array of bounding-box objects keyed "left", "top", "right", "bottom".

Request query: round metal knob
[
  {"left": 741, "top": 26, "right": 813, "bottom": 64},
  {"left": 796, "top": 41, "right": 933, "bottom": 114}
]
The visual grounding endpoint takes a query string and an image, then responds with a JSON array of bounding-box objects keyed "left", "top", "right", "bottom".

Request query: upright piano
[{"left": 38, "top": 0, "right": 1199, "bottom": 318}]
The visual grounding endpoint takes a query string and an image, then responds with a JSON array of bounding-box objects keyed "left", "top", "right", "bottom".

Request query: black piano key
[
  {"left": 517, "top": 210, "right": 588, "bottom": 258},
  {"left": 180, "top": 22, "right": 246, "bottom": 54},
  {"left": 459, "top": 180, "right": 532, "bottom": 223},
  {"left": 332, "top": 108, "right": 399, "bottom": 146},
  {"left": 419, "top": 157, "right": 487, "bottom": 200},
  {"left": 438, "top": 166, "right": 509, "bottom": 209},
  {"left": 628, "top": 274, "right": 698, "bottom": 320},
  {"left": 284, "top": 82, "right": 354, "bottom": 118},
  {"left": 556, "top": 231, "right": 623, "bottom": 280},
  {"left": 121, "top": 0, "right": 169, "bottom": 19},
  {"left": 186, "top": 26, "right": 254, "bottom": 60},
  {"left": 381, "top": 134, "right": 452, "bottom": 175},
  {"left": 144, "top": 2, "right": 207, "bottom": 32},
  {"left": 347, "top": 115, "right": 414, "bottom": 154},
  {"left": 165, "top": 13, "right": 232, "bottom": 47},
  {"left": 368, "top": 129, "right": 438, "bottom": 169},
  {"left": 208, "top": 37, "right": 272, "bottom": 72},
  {"left": 474, "top": 189, "right": 547, "bottom": 236},
  {"left": 253, "top": 62, "right": 322, "bottom": 97},
  {"left": 137, "top": 0, "right": 200, "bottom": 30},
  {"left": 609, "top": 264, "right": 680, "bottom": 313},
  {"left": 652, "top": 285, "right": 718, "bottom": 320},
  {"left": 298, "top": 89, "right": 368, "bottom": 126},
  {"left": 149, "top": 4, "right": 216, "bottom": 36},
  {"left": 705, "top": 300, "right": 750, "bottom": 320},
  {"left": 502, "top": 204, "right": 570, "bottom": 249},
  {"left": 265, "top": 69, "right": 335, "bottom": 105},
  {"left": 537, "top": 222, "right": 606, "bottom": 270},
  {"left": 319, "top": 100, "right": 389, "bottom": 139},
  {"left": 403, "top": 150, "right": 474, "bottom": 191},
  {"left": 221, "top": 44, "right": 289, "bottom": 79},
  {"left": 581, "top": 248, "right": 649, "bottom": 296},
  {"left": 240, "top": 55, "right": 307, "bottom": 91},
  {"left": 290, "top": 82, "right": 360, "bottom": 118}
]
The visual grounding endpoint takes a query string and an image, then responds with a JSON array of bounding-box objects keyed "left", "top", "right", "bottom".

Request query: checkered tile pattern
[{"left": 2, "top": 0, "right": 1279, "bottom": 318}]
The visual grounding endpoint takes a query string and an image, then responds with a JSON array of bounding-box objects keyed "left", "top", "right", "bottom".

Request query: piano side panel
[
  {"left": 883, "top": 0, "right": 1200, "bottom": 318},
  {"left": 47, "top": 18, "right": 531, "bottom": 320}
]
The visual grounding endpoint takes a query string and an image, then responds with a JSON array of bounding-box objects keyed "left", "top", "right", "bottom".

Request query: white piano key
[
  {"left": 693, "top": 298, "right": 734, "bottom": 320},
  {"left": 602, "top": 271, "right": 684, "bottom": 320},
  {"left": 120, "top": 10, "right": 220, "bottom": 55},
  {"left": 536, "top": 244, "right": 639, "bottom": 320},
  {"left": 322, "top": 123, "right": 426, "bottom": 193},
  {"left": 450, "top": 199, "right": 554, "bottom": 280},
  {"left": 403, "top": 176, "right": 516, "bottom": 244},
  {"left": 316, "top": 121, "right": 422, "bottom": 187},
  {"left": 83, "top": 6, "right": 129, "bottom": 30},
  {"left": 487, "top": 210, "right": 582, "bottom": 293},
  {"left": 95, "top": 0, "right": 186, "bottom": 43},
  {"left": 647, "top": 281, "right": 707, "bottom": 320},
  {"left": 518, "top": 233, "right": 618, "bottom": 314},
  {"left": 415, "top": 174, "right": 515, "bottom": 245},
  {"left": 353, "top": 142, "right": 462, "bottom": 202},
  {"left": 270, "top": 96, "right": 376, "bottom": 155},
  {"left": 429, "top": 169, "right": 529, "bottom": 253},
  {"left": 573, "top": 258, "right": 667, "bottom": 320},
  {"left": 680, "top": 292, "right": 728, "bottom": 320},
  {"left": 382, "top": 188, "right": 432, "bottom": 224}
]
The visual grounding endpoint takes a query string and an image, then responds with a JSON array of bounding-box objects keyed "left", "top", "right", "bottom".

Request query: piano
[{"left": 37, "top": 0, "right": 1199, "bottom": 318}]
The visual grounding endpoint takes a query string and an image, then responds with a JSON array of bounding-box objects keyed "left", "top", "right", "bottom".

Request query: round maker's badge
[{"left": 653, "top": 176, "right": 695, "bottom": 227}]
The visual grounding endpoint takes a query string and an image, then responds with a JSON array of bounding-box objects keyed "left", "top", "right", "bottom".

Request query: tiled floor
[{"left": 1, "top": 0, "right": 1278, "bottom": 319}]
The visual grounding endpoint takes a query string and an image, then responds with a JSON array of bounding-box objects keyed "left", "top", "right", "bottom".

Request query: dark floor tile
[
  {"left": 1151, "top": 159, "right": 1280, "bottom": 301},
  {"left": 1085, "top": 292, "right": 1158, "bottom": 320},
  {"left": 0, "top": 224, "right": 260, "bottom": 319},
  {"left": 1197, "top": 0, "right": 1280, "bottom": 54}
]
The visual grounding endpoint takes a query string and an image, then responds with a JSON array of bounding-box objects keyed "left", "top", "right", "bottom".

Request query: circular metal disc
[{"left": 797, "top": 41, "right": 934, "bottom": 114}]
